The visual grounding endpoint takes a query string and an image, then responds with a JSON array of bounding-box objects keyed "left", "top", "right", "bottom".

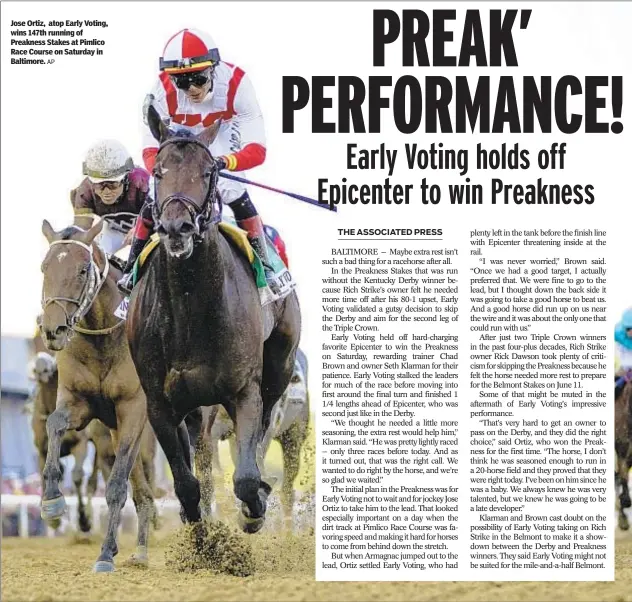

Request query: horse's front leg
[
  {"left": 124, "top": 445, "right": 156, "bottom": 567},
  {"left": 41, "top": 390, "right": 90, "bottom": 525},
  {"left": 93, "top": 395, "right": 146, "bottom": 573},
  {"left": 278, "top": 422, "right": 306, "bottom": 529},
  {"left": 149, "top": 402, "right": 201, "bottom": 524},
  {"left": 86, "top": 440, "right": 100, "bottom": 515},
  {"left": 193, "top": 431, "right": 215, "bottom": 519},
  {"left": 71, "top": 435, "right": 92, "bottom": 533},
  {"left": 232, "top": 387, "right": 270, "bottom": 534}
]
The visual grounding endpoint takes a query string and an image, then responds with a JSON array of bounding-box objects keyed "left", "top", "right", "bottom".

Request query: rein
[
  {"left": 42, "top": 239, "right": 125, "bottom": 336},
  {"left": 150, "top": 136, "right": 222, "bottom": 239}
]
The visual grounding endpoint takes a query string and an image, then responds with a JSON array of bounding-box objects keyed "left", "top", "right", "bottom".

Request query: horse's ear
[
  {"left": 82, "top": 218, "right": 104, "bottom": 244},
  {"left": 147, "top": 104, "right": 171, "bottom": 143},
  {"left": 197, "top": 119, "right": 222, "bottom": 147},
  {"left": 42, "top": 220, "right": 57, "bottom": 243}
]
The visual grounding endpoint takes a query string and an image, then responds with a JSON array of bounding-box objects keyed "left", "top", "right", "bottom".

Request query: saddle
[{"left": 131, "top": 217, "right": 296, "bottom": 307}]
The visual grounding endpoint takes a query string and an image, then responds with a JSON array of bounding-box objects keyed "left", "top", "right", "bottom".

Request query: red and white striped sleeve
[{"left": 219, "top": 70, "right": 267, "bottom": 172}]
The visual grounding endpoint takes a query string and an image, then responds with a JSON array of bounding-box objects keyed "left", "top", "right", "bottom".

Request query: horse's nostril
[{"left": 54, "top": 325, "right": 68, "bottom": 337}]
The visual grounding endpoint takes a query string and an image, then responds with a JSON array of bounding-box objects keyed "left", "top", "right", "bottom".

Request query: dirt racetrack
[
  {"left": 4, "top": 438, "right": 631, "bottom": 602},
  {"left": 3, "top": 530, "right": 632, "bottom": 602}
]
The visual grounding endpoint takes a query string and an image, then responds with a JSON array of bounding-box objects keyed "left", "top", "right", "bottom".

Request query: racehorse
[
  {"left": 209, "top": 349, "right": 310, "bottom": 525},
  {"left": 28, "top": 351, "right": 163, "bottom": 530},
  {"left": 39, "top": 219, "right": 157, "bottom": 572},
  {"left": 126, "top": 109, "right": 301, "bottom": 533},
  {"left": 615, "top": 370, "right": 632, "bottom": 529}
]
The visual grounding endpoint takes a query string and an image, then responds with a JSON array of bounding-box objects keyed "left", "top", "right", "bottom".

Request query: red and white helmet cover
[{"left": 160, "top": 28, "right": 220, "bottom": 73}]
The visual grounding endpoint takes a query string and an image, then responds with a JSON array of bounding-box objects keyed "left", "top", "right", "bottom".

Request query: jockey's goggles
[
  {"left": 170, "top": 68, "right": 212, "bottom": 91},
  {"left": 94, "top": 180, "right": 123, "bottom": 191},
  {"left": 159, "top": 49, "right": 220, "bottom": 74}
]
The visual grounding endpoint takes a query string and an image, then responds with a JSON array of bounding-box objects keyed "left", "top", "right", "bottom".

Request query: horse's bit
[
  {"left": 149, "top": 136, "right": 223, "bottom": 239},
  {"left": 41, "top": 239, "right": 124, "bottom": 336}
]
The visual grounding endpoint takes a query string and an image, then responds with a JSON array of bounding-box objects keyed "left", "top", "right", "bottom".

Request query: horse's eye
[
  {"left": 204, "top": 170, "right": 213, "bottom": 179},
  {"left": 79, "top": 264, "right": 90, "bottom": 276}
]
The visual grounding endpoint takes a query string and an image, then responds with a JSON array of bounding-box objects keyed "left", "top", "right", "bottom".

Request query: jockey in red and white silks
[{"left": 118, "top": 28, "right": 281, "bottom": 295}]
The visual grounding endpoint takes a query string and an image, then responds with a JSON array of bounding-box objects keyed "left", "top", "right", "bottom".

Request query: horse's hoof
[
  {"left": 72, "top": 532, "right": 93, "bottom": 544},
  {"left": 124, "top": 548, "right": 149, "bottom": 569},
  {"left": 41, "top": 496, "right": 66, "bottom": 521},
  {"left": 238, "top": 512, "right": 265, "bottom": 534},
  {"left": 79, "top": 515, "right": 92, "bottom": 534},
  {"left": 93, "top": 560, "right": 115, "bottom": 573},
  {"left": 622, "top": 495, "right": 631, "bottom": 509}
]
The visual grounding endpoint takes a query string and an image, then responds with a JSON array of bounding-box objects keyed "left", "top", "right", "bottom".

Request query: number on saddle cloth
[{"left": 96, "top": 213, "right": 137, "bottom": 256}]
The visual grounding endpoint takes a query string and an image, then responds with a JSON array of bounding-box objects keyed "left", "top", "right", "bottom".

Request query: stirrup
[
  {"left": 261, "top": 263, "right": 282, "bottom": 295},
  {"left": 117, "top": 273, "right": 133, "bottom": 296}
]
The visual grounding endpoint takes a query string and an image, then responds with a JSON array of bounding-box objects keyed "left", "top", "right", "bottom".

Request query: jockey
[
  {"left": 118, "top": 28, "right": 280, "bottom": 294},
  {"left": 72, "top": 140, "right": 152, "bottom": 255},
  {"left": 615, "top": 306, "right": 632, "bottom": 397}
]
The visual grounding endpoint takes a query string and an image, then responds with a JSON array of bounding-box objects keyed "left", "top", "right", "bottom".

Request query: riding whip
[{"left": 219, "top": 172, "right": 336, "bottom": 212}]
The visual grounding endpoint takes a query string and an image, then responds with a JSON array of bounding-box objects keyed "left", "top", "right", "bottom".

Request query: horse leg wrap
[
  {"left": 124, "top": 545, "right": 149, "bottom": 568},
  {"left": 93, "top": 560, "right": 116, "bottom": 573},
  {"left": 41, "top": 496, "right": 67, "bottom": 521}
]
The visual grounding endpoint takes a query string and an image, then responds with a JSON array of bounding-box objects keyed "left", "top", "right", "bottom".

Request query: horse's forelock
[
  {"left": 58, "top": 226, "right": 85, "bottom": 241},
  {"left": 162, "top": 139, "right": 208, "bottom": 167}
]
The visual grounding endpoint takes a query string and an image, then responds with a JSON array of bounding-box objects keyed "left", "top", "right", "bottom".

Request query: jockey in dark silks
[
  {"left": 615, "top": 307, "right": 632, "bottom": 397},
  {"left": 72, "top": 139, "right": 152, "bottom": 255}
]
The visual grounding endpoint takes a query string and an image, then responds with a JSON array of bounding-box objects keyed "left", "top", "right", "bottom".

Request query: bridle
[
  {"left": 41, "top": 239, "right": 124, "bottom": 336},
  {"left": 149, "top": 136, "right": 222, "bottom": 240}
]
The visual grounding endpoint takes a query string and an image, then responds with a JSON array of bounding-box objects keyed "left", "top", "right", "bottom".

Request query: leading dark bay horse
[
  {"left": 126, "top": 109, "right": 301, "bottom": 533},
  {"left": 615, "top": 370, "right": 632, "bottom": 529},
  {"left": 39, "top": 220, "right": 157, "bottom": 571}
]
